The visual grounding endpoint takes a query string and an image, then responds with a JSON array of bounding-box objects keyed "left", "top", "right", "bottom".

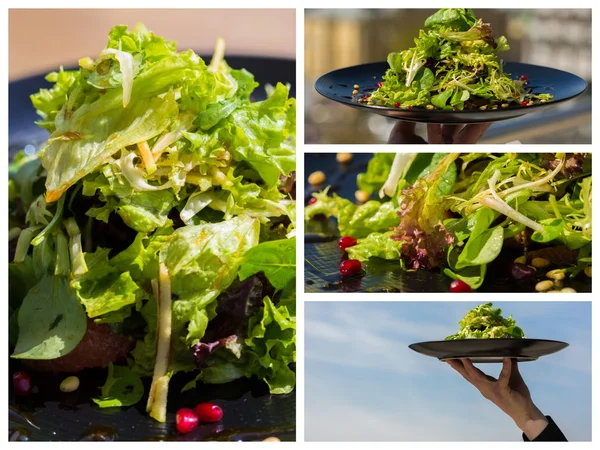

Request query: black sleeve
[{"left": 522, "top": 416, "right": 568, "bottom": 442}]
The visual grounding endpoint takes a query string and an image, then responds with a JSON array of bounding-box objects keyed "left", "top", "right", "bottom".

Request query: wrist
[{"left": 515, "top": 405, "right": 549, "bottom": 440}]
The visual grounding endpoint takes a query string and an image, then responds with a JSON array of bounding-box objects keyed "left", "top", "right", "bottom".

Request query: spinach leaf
[
  {"left": 445, "top": 245, "right": 486, "bottom": 289},
  {"left": 12, "top": 275, "right": 87, "bottom": 359},
  {"left": 444, "top": 265, "right": 486, "bottom": 290},
  {"left": 531, "top": 218, "right": 564, "bottom": 243},
  {"left": 456, "top": 225, "right": 504, "bottom": 270},
  {"left": 424, "top": 8, "right": 477, "bottom": 31},
  {"left": 431, "top": 89, "right": 454, "bottom": 109},
  {"left": 417, "top": 67, "right": 435, "bottom": 91},
  {"left": 93, "top": 363, "right": 144, "bottom": 408}
]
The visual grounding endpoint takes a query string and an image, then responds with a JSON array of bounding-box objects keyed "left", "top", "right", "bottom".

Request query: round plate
[
  {"left": 315, "top": 61, "right": 587, "bottom": 124},
  {"left": 9, "top": 56, "right": 296, "bottom": 441},
  {"left": 408, "top": 338, "right": 569, "bottom": 363}
]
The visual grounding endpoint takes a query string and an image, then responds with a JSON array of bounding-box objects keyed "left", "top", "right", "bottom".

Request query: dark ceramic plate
[
  {"left": 304, "top": 153, "right": 592, "bottom": 294},
  {"left": 314, "top": 61, "right": 587, "bottom": 124},
  {"left": 9, "top": 56, "right": 296, "bottom": 442},
  {"left": 408, "top": 338, "right": 569, "bottom": 363}
]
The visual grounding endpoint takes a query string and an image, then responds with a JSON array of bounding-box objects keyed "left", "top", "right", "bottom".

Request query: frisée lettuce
[{"left": 445, "top": 303, "right": 524, "bottom": 339}]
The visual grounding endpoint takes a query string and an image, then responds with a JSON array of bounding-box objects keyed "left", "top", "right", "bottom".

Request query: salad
[
  {"left": 365, "top": 8, "right": 553, "bottom": 110},
  {"left": 9, "top": 24, "right": 296, "bottom": 423},
  {"left": 305, "top": 153, "right": 591, "bottom": 291},
  {"left": 445, "top": 303, "right": 524, "bottom": 340}
]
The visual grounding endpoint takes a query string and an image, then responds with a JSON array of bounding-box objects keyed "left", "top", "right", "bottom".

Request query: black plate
[
  {"left": 9, "top": 56, "right": 296, "bottom": 441},
  {"left": 315, "top": 61, "right": 587, "bottom": 124},
  {"left": 304, "top": 153, "right": 592, "bottom": 293},
  {"left": 408, "top": 338, "right": 569, "bottom": 363}
]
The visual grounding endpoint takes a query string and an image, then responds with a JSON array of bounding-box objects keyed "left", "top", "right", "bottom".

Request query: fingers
[
  {"left": 462, "top": 359, "right": 494, "bottom": 387},
  {"left": 498, "top": 357, "right": 512, "bottom": 389},
  {"left": 441, "top": 125, "right": 464, "bottom": 144},
  {"left": 388, "top": 121, "right": 426, "bottom": 144},
  {"left": 455, "top": 123, "right": 492, "bottom": 144},
  {"left": 426, "top": 124, "right": 444, "bottom": 144},
  {"left": 447, "top": 359, "right": 469, "bottom": 378}
]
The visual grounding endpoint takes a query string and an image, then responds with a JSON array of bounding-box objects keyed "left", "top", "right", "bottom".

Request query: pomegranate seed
[
  {"left": 13, "top": 371, "right": 32, "bottom": 397},
  {"left": 176, "top": 408, "right": 198, "bottom": 434},
  {"left": 338, "top": 236, "right": 357, "bottom": 252},
  {"left": 449, "top": 280, "right": 472, "bottom": 293},
  {"left": 406, "top": 105, "right": 413, "bottom": 110},
  {"left": 520, "top": 75, "right": 528, "bottom": 82},
  {"left": 364, "top": 94, "right": 370, "bottom": 99},
  {"left": 453, "top": 107, "right": 459, "bottom": 111},
  {"left": 521, "top": 101, "right": 529, "bottom": 107},
  {"left": 377, "top": 82, "right": 382, "bottom": 88},
  {"left": 308, "top": 197, "right": 317, "bottom": 205},
  {"left": 394, "top": 102, "right": 401, "bottom": 108},
  {"left": 340, "top": 259, "right": 362, "bottom": 276},
  {"left": 195, "top": 403, "right": 223, "bottom": 423}
]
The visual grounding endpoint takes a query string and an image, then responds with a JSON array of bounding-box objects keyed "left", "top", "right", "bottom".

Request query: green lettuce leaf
[
  {"left": 12, "top": 275, "right": 87, "bottom": 359},
  {"left": 238, "top": 238, "right": 296, "bottom": 290},
  {"left": 244, "top": 297, "right": 296, "bottom": 394},
  {"left": 160, "top": 215, "right": 260, "bottom": 345},
  {"left": 93, "top": 363, "right": 145, "bottom": 408},
  {"left": 356, "top": 153, "right": 395, "bottom": 195},
  {"left": 347, "top": 231, "right": 403, "bottom": 261}
]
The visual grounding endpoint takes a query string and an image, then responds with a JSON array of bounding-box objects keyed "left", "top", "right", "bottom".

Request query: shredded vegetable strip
[
  {"left": 98, "top": 49, "right": 134, "bottom": 108},
  {"left": 379, "top": 153, "right": 416, "bottom": 198},
  {"left": 209, "top": 37, "right": 226, "bottom": 72},
  {"left": 137, "top": 141, "right": 157, "bottom": 175},
  {"left": 147, "top": 263, "right": 172, "bottom": 423},
  {"left": 64, "top": 217, "right": 88, "bottom": 275},
  {"left": 500, "top": 157, "right": 565, "bottom": 197},
  {"left": 482, "top": 170, "right": 544, "bottom": 232}
]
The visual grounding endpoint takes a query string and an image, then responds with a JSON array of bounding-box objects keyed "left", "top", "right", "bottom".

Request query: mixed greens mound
[
  {"left": 445, "top": 303, "right": 524, "bottom": 340},
  {"left": 369, "top": 8, "right": 553, "bottom": 110},
  {"left": 9, "top": 24, "right": 296, "bottom": 422},
  {"left": 306, "top": 153, "right": 591, "bottom": 290}
]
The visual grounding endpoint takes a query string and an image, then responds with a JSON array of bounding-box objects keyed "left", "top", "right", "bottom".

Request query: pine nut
[
  {"left": 263, "top": 437, "right": 280, "bottom": 442},
  {"left": 584, "top": 266, "right": 592, "bottom": 277},
  {"left": 308, "top": 171, "right": 326, "bottom": 186},
  {"left": 531, "top": 257, "right": 550, "bottom": 268},
  {"left": 561, "top": 288, "right": 577, "bottom": 293},
  {"left": 355, "top": 190, "right": 370, "bottom": 203},
  {"left": 336, "top": 153, "right": 353, "bottom": 164},
  {"left": 546, "top": 269, "right": 565, "bottom": 280},
  {"left": 353, "top": 84, "right": 359, "bottom": 89},
  {"left": 60, "top": 376, "right": 80, "bottom": 393},
  {"left": 535, "top": 280, "right": 553, "bottom": 292}
]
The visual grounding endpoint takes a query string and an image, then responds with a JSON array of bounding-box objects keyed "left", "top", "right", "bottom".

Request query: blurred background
[
  {"left": 305, "top": 9, "right": 591, "bottom": 144},
  {"left": 9, "top": 9, "right": 295, "bottom": 80}
]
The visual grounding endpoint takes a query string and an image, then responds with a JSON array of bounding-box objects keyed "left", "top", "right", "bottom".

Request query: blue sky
[{"left": 304, "top": 301, "right": 591, "bottom": 442}]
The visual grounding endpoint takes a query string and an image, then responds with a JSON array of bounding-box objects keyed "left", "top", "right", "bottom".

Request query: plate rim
[
  {"left": 408, "top": 337, "right": 570, "bottom": 347},
  {"left": 315, "top": 60, "right": 588, "bottom": 116}
]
